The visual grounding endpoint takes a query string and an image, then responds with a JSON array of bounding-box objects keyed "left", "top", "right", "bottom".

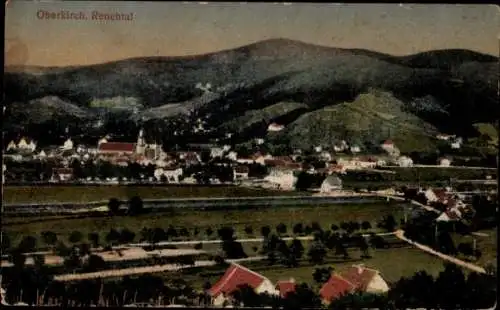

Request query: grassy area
[
  {"left": 177, "top": 247, "right": 451, "bottom": 290},
  {"left": 450, "top": 228, "right": 497, "bottom": 269},
  {"left": 3, "top": 202, "right": 407, "bottom": 248},
  {"left": 3, "top": 185, "right": 303, "bottom": 204}
]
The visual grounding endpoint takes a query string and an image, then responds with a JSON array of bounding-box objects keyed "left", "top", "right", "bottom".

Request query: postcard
[{"left": 2, "top": 1, "right": 498, "bottom": 308}]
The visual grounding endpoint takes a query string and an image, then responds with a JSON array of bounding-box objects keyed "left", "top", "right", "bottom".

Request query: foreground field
[
  {"left": 3, "top": 185, "right": 301, "bottom": 204},
  {"left": 176, "top": 246, "right": 451, "bottom": 290},
  {"left": 3, "top": 202, "right": 407, "bottom": 247},
  {"left": 450, "top": 228, "right": 497, "bottom": 269}
]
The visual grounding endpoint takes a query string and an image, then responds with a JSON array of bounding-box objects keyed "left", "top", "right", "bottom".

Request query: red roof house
[
  {"left": 319, "top": 274, "right": 356, "bottom": 304},
  {"left": 208, "top": 263, "right": 277, "bottom": 306},
  {"left": 320, "top": 265, "right": 389, "bottom": 304},
  {"left": 98, "top": 142, "right": 136, "bottom": 154},
  {"left": 275, "top": 279, "right": 297, "bottom": 298}
]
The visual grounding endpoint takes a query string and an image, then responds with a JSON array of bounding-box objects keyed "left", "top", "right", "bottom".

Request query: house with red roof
[
  {"left": 320, "top": 265, "right": 389, "bottom": 304},
  {"left": 320, "top": 274, "right": 355, "bottom": 304},
  {"left": 275, "top": 278, "right": 297, "bottom": 298},
  {"left": 98, "top": 142, "right": 137, "bottom": 155},
  {"left": 208, "top": 263, "right": 278, "bottom": 306}
]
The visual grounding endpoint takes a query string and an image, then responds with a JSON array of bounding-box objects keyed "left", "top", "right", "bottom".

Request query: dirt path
[{"left": 394, "top": 229, "right": 486, "bottom": 274}]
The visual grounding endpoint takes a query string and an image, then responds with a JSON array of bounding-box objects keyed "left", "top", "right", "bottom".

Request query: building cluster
[
  {"left": 3, "top": 128, "right": 462, "bottom": 189},
  {"left": 207, "top": 263, "right": 389, "bottom": 307},
  {"left": 419, "top": 187, "right": 475, "bottom": 222}
]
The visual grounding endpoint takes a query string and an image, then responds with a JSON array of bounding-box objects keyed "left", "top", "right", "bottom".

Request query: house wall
[
  {"left": 256, "top": 280, "right": 279, "bottom": 296},
  {"left": 424, "top": 189, "right": 438, "bottom": 202},
  {"left": 366, "top": 274, "right": 390, "bottom": 293},
  {"left": 212, "top": 294, "right": 226, "bottom": 307}
]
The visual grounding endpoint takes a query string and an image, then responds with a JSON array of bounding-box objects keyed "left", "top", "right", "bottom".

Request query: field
[
  {"left": 450, "top": 228, "right": 497, "bottom": 269},
  {"left": 176, "top": 246, "right": 451, "bottom": 290},
  {"left": 2, "top": 185, "right": 302, "bottom": 204},
  {"left": 3, "top": 202, "right": 408, "bottom": 247},
  {"left": 388, "top": 167, "right": 496, "bottom": 182}
]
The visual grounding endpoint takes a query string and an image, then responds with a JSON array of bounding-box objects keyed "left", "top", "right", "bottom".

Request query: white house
[
  {"left": 62, "top": 138, "right": 74, "bottom": 150},
  {"left": 319, "top": 151, "right": 332, "bottom": 162},
  {"left": 267, "top": 123, "right": 284, "bottom": 132},
  {"left": 17, "top": 137, "right": 37, "bottom": 153},
  {"left": 155, "top": 167, "right": 183, "bottom": 183},
  {"left": 264, "top": 167, "right": 297, "bottom": 190},
  {"left": 397, "top": 156, "right": 414, "bottom": 167},
  {"left": 439, "top": 158, "right": 452, "bottom": 167},
  {"left": 255, "top": 138, "right": 265, "bottom": 145},
  {"left": 350, "top": 145, "right": 361, "bottom": 154},
  {"left": 451, "top": 138, "right": 462, "bottom": 149},
  {"left": 320, "top": 175, "right": 343, "bottom": 193},
  {"left": 6, "top": 141, "right": 17, "bottom": 151},
  {"left": 381, "top": 140, "right": 399, "bottom": 156},
  {"left": 208, "top": 263, "right": 278, "bottom": 307},
  {"left": 314, "top": 145, "right": 323, "bottom": 153},
  {"left": 226, "top": 151, "right": 238, "bottom": 161},
  {"left": 210, "top": 147, "right": 225, "bottom": 159},
  {"left": 233, "top": 166, "right": 250, "bottom": 181}
]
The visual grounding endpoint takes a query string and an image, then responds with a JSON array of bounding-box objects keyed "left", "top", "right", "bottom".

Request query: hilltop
[{"left": 4, "top": 38, "right": 498, "bottom": 152}]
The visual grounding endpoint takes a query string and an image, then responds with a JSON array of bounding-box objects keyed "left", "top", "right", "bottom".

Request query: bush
[{"left": 194, "top": 243, "right": 203, "bottom": 250}]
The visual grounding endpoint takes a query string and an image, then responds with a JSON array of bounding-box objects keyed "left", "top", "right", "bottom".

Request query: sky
[{"left": 5, "top": 1, "right": 499, "bottom": 66}]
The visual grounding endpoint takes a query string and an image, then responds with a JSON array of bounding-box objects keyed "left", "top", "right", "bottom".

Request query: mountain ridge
[{"left": 4, "top": 38, "right": 498, "bottom": 153}]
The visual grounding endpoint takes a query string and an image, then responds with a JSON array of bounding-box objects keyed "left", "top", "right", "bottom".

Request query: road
[
  {"left": 127, "top": 232, "right": 397, "bottom": 248},
  {"left": 53, "top": 256, "right": 266, "bottom": 282},
  {"left": 394, "top": 230, "right": 486, "bottom": 274}
]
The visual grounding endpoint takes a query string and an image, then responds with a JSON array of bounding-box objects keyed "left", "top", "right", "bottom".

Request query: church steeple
[{"left": 136, "top": 128, "right": 146, "bottom": 155}]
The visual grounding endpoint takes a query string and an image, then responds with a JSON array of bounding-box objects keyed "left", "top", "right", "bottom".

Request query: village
[{"left": 2, "top": 123, "right": 472, "bottom": 189}]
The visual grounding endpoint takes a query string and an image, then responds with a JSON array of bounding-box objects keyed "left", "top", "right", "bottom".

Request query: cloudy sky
[{"left": 5, "top": 1, "right": 499, "bottom": 66}]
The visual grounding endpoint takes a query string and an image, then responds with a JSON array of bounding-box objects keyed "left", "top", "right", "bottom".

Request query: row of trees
[{"left": 2, "top": 213, "right": 397, "bottom": 256}]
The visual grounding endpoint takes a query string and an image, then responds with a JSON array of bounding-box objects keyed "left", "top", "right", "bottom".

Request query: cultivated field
[
  {"left": 3, "top": 202, "right": 408, "bottom": 247},
  {"left": 2, "top": 185, "right": 302, "bottom": 204}
]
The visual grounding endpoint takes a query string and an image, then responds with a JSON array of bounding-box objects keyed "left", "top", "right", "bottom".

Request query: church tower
[{"left": 136, "top": 128, "right": 146, "bottom": 155}]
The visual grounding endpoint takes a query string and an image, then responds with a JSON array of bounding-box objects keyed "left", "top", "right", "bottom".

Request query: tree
[
  {"left": 293, "top": 223, "right": 304, "bottom": 235},
  {"left": 361, "top": 221, "right": 372, "bottom": 230},
  {"left": 107, "top": 198, "right": 121, "bottom": 214},
  {"left": 18, "top": 235, "right": 37, "bottom": 253},
  {"left": 84, "top": 254, "right": 106, "bottom": 273},
  {"left": 379, "top": 215, "right": 397, "bottom": 232},
  {"left": 244, "top": 226, "right": 253, "bottom": 236},
  {"left": 128, "top": 196, "right": 144, "bottom": 215},
  {"left": 356, "top": 235, "right": 371, "bottom": 258},
  {"left": 69, "top": 231, "right": 83, "bottom": 244},
  {"left": 289, "top": 239, "right": 304, "bottom": 266},
  {"left": 87, "top": 232, "right": 100, "bottom": 248},
  {"left": 281, "top": 283, "right": 322, "bottom": 309},
  {"left": 41, "top": 231, "right": 58, "bottom": 248},
  {"left": 330, "top": 224, "right": 339, "bottom": 232},
  {"left": 105, "top": 229, "right": 121, "bottom": 247},
  {"left": 260, "top": 226, "right": 271, "bottom": 238},
  {"left": 119, "top": 229, "right": 136, "bottom": 244},
  {"left": 307, "top": 241, "right": 327, "bottom": 264},
  {"left": 1, "top": 232, "right": 11, "bottom": 253},
  {"left": 295, "top": 171, "right": 314, "bottom": 191},
  {"left": 313, "top": 267, "right": 333, "bottom": 284},
  {"left": 276, "top": 223, "right": 287, "bottom": 236},
  {"left": 205, "top": 227, "right": 214, "bottom": 238}
]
